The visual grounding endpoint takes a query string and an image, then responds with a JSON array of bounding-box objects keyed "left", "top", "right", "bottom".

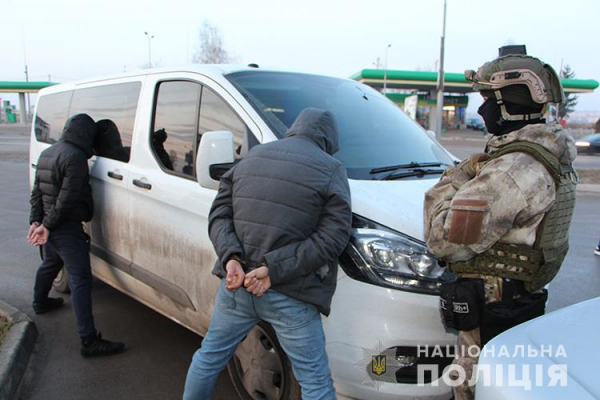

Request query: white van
[{"left": 30, "top": 65, "right": 457, "bottom": 400}]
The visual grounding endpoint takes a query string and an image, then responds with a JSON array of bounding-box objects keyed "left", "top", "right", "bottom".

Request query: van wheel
[
  {"left": 228, "top": 322, "right": 301, "bottom": 400},
  {"left": 52, "top": 268, "right": 70, "bottom": 293}
]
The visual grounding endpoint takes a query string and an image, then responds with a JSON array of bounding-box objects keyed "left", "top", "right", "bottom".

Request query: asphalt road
[{"left": 1, "top": 126, "right": 599, "bottom": 400}]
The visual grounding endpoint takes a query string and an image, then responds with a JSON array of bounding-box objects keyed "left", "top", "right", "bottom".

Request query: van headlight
[{"left": 339, "top": 216, "right": 454, "bottom": 295}]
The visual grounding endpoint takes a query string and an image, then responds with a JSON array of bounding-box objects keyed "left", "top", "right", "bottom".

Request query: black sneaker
[
  {"left": 33, "top": 297, "right": 64, "bottom": 314},
  {"left": 595, "top": 246, "right": 600, "bottom": 256},
  {"left": 81, "top": 333, "right": 125, "bottom": 358}
]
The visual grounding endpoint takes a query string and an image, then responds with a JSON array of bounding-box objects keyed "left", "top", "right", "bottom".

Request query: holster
[
  {"left": 439, "top": 278, "right": 485, "bottom": 331},
  {"left": 480, "top": 287, "right": 548, "bottom": 345}
]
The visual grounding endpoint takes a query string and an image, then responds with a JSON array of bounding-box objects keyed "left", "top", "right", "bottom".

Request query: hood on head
[
  {"left": 60, "top": 114, "right": 97, "bottom": 158},
  {"left": 152, "top": 128, "right": 168, "bottom": 146},
  {"left": 284, "top": 108, "right": 339, "bottom": 155},
  {"left": 488, "top": 123, "right": 577, "bottom": 164},
  {"left": 94, "top": 119, "right": 124, "bottom": 154}
]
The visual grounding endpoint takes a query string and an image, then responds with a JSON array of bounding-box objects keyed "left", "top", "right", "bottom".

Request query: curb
[{"left": 0, "top": 300, "right": 37, "bottom": 400}]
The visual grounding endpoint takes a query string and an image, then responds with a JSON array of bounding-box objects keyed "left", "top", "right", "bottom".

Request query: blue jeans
[
  {"left": 183, "top": 280, "right": 336, "bottom": 400},
  {"left": 33, "top": 222, "right": 96, "bottom": 339}
]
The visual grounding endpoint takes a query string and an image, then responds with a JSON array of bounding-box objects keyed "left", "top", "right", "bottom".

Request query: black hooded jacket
[
  {"left": 209, "top": 108, "right": 352, "bottom": 315},
  {"left": 94, "top": 119, "right": 130, "bottom": 162},
  {"left": 30, "top": 114, "right": 97, "bottom": 230}
]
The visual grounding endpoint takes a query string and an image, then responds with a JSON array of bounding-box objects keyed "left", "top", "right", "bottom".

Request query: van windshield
[{"left": 226, "top": 71, "right": 454, "bottom": 180}]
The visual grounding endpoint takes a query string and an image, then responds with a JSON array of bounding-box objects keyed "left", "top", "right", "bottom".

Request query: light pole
[
  {"left": 144, "top": 31, "right": 154, "bottom": 68},
  {"left": 435, "top": 0, "right": 447, "bottom": 140},
  {"left": 383, "top": 44, "right": 392, "bottom": 95},
  {"left": 22, "top": 30, "right": 31, "bottom": 124}
]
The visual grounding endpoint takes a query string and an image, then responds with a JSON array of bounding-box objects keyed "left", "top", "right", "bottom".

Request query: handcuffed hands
[
  {"left": 244, "top": 265, "right": 271, "bottom": 297},
  {"left": 27, "top": 223, "right": 49, "bottom": 246},
  {"left": 27, "top": 223, "right": 39, "bottom": 241},
  {"left": 225, "top": 259, "right": 245, "bottom": 292}
]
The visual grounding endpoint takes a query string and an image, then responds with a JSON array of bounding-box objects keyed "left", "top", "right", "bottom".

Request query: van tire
[
  {"left": 228, "top": 321, "right": 301, "bottom": 400},
  {"left": 52, "top": 268, "right": 71, "bottom": 293}
]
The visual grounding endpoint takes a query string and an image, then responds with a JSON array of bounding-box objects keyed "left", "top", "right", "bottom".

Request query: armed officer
[{"left": 424, "top": 47, "right": 577, "bottom": 399}]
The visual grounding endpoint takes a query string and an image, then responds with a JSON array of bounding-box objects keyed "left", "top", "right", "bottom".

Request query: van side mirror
[{"left": 196, "top": 131, "right": 235, "bottom": 190}]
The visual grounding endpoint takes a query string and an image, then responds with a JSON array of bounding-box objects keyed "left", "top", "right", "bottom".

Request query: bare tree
[
  {"left": 558, "top": 65, "right": 578, "bottom": 120},
  {"left": 193, "top": 20, "right": 235, "bottom": 64},
  {"left": 139, "top": 60, "right": 163, "bottom": 70},
  {"left": 550, "top": 64, "right": 578, "bottom": 120}
]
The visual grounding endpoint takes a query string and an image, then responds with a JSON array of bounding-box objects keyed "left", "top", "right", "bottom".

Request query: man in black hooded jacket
[
  {"left": 183, "top": 108, "right": 352, "bottom": 400},
  {"left": 28, "top": 113, "right": 124, "bottom": 357}
]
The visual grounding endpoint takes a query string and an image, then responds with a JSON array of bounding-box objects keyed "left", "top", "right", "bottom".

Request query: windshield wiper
[
  {"left": 370, "top": 161, "right": 450, "bottom": 175},
  {"left": 380, "top": 168, "right": 445, "bottom": 181}
]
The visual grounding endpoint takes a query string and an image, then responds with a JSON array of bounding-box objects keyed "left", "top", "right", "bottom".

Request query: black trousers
[{"left": 33, "top": 221, "right": 97, "bottom": 339}]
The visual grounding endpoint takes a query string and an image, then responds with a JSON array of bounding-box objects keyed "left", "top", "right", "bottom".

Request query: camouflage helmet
[{"left": 465, "top": 54, "right": 564, "bottom": 106}]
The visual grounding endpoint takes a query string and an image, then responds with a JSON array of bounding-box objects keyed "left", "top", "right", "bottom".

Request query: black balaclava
[{"left": 478, "top": 90, "right": 545, "bottom": 136}]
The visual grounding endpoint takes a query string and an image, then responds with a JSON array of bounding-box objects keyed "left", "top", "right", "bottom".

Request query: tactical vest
[{"left": 449, "top": 141, "right": 577, "bottom": 292}]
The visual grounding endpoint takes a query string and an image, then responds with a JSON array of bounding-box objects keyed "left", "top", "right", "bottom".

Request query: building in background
[
  {"left": 386, "top": 92, "right": 468, "bottom": 130},
  {"left": 0, "top": 81, "right": 56, "bottom": 124},
  {"left": 0, "top": 100, "right": 19, "bottom": 124}
]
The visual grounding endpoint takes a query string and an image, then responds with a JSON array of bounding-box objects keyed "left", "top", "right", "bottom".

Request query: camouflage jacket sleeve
[{"left": 424, "top": 153, "right": 556, "bottom": 263}]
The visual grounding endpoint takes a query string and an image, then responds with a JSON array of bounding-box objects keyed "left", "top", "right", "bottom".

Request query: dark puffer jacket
[
  {"left": 30, "top": 114, "right": 97, "bottom": 230},
  {"left": 209, "top": 108, "right": 353, "bottom": 315}
]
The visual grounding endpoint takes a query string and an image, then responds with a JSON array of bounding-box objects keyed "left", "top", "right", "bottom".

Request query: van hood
[{"left": 349, "top": 177, "right": 438, "bottom": 240}]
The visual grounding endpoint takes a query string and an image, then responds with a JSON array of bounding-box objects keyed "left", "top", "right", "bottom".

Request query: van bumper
[{"left": 323, "top": 272, "right": 456, "bottom": 400}]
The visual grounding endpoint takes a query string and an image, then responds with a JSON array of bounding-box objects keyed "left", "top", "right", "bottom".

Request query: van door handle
[
  {"left": 31, "top": 163, "right": 37, "bottom": 169},
  {"left": 133, "top": 179, "right": 152, "bottom": 190},
  {"left": 107, "top": 171, "right": 123, "bottom": 181}
]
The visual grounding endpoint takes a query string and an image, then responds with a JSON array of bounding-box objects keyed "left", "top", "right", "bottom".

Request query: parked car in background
[
  {"left": 467, "top": 118, "right": 486, "bottom": 132},
  {"left": 575, "top": 133, "right": 600, "bottom": 154},
  {"left": 475, "top": 297, "right": 600, "bottom": 400}
]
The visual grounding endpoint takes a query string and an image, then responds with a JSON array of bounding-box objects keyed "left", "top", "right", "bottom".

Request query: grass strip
[{"left": 0, "top": 315, "right": 12, "bottom": 346}]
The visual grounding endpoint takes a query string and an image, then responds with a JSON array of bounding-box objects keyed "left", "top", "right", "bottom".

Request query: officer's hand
[
  {"left": 468, "top": 153, "right": 490, "bottom": 168},
  {"left": 225, "top": 259, "right": 245, "bottom": 292},
  {"left": 244, "top": 266, "right": 271, "bottom": 297},
  {"left": 458, "top": 153, "right": 490, "bottom": 178},
  {"left": 27, "top": 222, "right": 40, "bottom": 242}
]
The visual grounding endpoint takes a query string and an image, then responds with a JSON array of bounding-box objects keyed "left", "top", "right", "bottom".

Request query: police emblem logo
[
  {"left": 356, "top": 341, "right": 401, "bottom": 387},
  {"left": 371, "top": 355, "right": 386, "bottom": 376}
]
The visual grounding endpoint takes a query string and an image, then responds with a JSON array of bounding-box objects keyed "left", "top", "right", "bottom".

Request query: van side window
[
  {"left": 198, "top": 87, "right": 252, "bottom": 157},
  {"left": 70, "top": 82, "right": 141, "bottom": 163},
  {"left": 152, "top": 81, "right": 201, "bottom": 177},
  {"left": 34, "top": 91, "right": 73, "bottom": 144}
]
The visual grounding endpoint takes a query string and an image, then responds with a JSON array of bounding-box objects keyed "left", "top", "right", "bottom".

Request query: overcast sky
[{"left": 3, "top": 0, "right": 599, "bottom": 114}]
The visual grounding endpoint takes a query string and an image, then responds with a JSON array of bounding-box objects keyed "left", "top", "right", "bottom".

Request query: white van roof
[{"left": 38, "top": 64, "right": 341, "bottom": 96}]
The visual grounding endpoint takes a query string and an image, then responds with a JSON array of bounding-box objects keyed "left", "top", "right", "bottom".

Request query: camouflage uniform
[{"left": 424, "top": 123, "right": 576, "bottom": 400}]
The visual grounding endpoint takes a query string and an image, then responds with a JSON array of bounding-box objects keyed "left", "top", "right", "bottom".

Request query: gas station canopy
[
  {"left": 350, "top": 69, "right": 599, "bottom": 94},
  {"left": 0, "top": 81, "right": 58, "bottom": 93}
]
